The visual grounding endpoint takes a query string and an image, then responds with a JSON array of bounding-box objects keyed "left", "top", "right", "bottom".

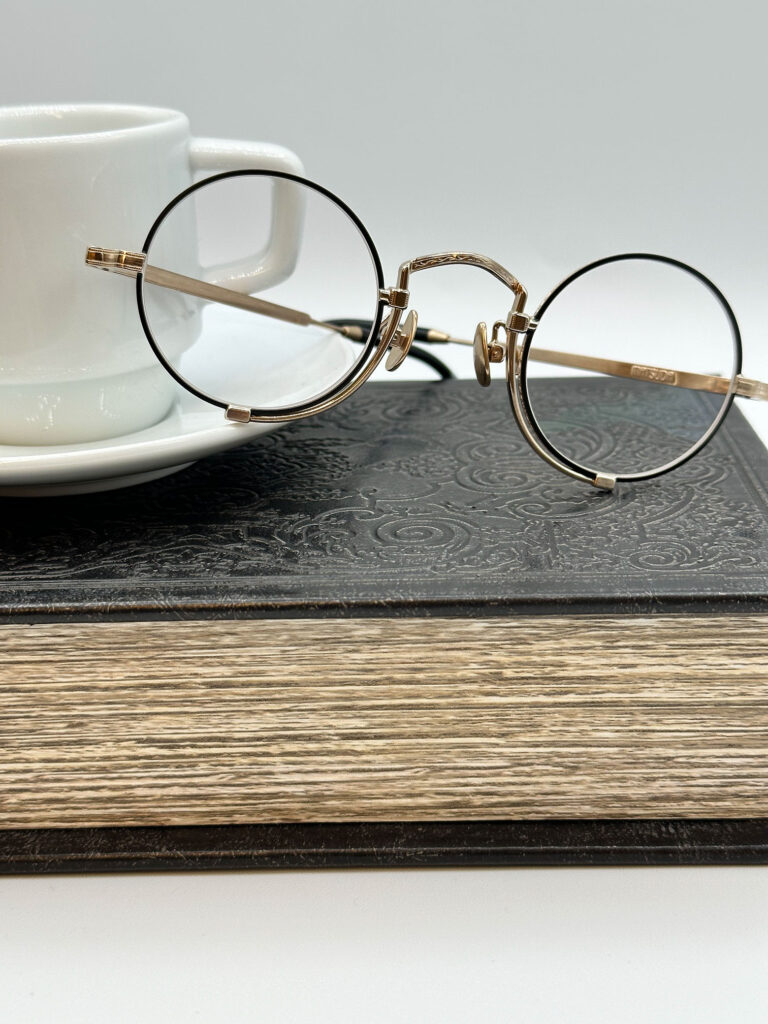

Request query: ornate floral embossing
[{"left": 0, "top": 379, "right": 767, "bottom": 617}]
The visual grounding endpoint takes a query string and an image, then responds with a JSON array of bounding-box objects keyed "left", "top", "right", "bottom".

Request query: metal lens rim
[
  {"left": 518, "top": 252, "right": 743, "bottom": 482},
  {"left": 136, "top": 169, "right": 385, "bottom": 418}
]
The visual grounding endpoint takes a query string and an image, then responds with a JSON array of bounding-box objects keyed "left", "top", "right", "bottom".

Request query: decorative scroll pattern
[{"left": 1, "top": 379, "right": 767, "bottom": 617}]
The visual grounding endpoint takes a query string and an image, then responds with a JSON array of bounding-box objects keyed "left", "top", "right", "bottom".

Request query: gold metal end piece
[
  {"left": 735, "top": 375, "right": 768, "bottom": 401},
  {"left": 592, "top": 473, "right": 617, "bottom": 491},
  {"left": 505, "top": 311, "right": 531, "bottom": 334},
  {"left": 85, "top": 247, "right": 146, "bottom": 277},
  {"left": 225, "top": 405, "right": 252, "bottom": 423}
]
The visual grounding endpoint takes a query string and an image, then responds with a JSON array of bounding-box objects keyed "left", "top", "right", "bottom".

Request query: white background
[{"left": 2, "top": 1, "right": 768, "bottom": 1020}]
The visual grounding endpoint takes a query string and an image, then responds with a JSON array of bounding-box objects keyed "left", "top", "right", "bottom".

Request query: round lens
[
  {"left": 522, "top": 255, "right": 740, "bottom": 479},
  {"left": 138, "top": 172, "right": 382, "bottom": 414}
]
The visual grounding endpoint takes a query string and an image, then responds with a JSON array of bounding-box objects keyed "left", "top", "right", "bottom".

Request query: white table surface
[{"left": 2, "top": 866, "right": 767, "bottom": 1022}]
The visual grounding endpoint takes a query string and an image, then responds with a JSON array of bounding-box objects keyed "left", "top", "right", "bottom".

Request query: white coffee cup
[{"left": 0, "top": 103, "right": 303, "bottom": 446}]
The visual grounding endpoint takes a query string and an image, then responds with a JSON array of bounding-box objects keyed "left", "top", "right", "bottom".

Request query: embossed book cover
[
  {"left": 1, "top": 379, "right": 767, "bottom": 618},
  {"left": 1, "top": 380, "right": 767, "bottom": 873}
]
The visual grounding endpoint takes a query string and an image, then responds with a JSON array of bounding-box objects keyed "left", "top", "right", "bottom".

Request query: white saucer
[
  {"left": 0, "top": 388, "right": 279, "bottom": 497},
  {"left": 0, "top": 313, "right": 363, "bottom": 497}
]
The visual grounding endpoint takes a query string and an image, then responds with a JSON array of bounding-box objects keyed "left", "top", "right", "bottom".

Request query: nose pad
[
  {"left": 474, "top": 321, "right": 506, "bottom": 386},
  {"left": 385, "top": 309, "right": 418, "bottom": 371},
  {"left": 474, "top": 322, "right": 491, "bottom": 386}
]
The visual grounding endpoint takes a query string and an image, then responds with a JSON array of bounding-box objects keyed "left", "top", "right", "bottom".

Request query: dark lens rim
[
  {"left": 519, "top": 252, "right": 743, "bottom": 482},
  {"left": 136, "top": 169, "right": 385, "bottom": 418}
]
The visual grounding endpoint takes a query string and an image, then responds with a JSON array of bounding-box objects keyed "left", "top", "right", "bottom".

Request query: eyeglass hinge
[
  {"left": 85, "top": 247, "right": 146, "bottom": 277},
  {"left": 379, "top": 287, "right": 409, "bottom": 309}
]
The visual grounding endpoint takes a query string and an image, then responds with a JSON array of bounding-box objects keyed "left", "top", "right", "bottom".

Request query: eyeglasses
[{"left": 85, "top": 169, "right": 768, "bottom": 491}]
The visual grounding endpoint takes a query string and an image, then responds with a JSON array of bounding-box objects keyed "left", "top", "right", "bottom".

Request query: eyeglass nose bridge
[
  {"left": 391, "top": 251, "right": 530, "bottom": 382},
  {"left": 395, "top": 251, "right": 528, "bottom": 306}
]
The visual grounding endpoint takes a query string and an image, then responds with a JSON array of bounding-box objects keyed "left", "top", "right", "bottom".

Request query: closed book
[{"left": 1, "top": 379, "right": 767, "bottom": 871}]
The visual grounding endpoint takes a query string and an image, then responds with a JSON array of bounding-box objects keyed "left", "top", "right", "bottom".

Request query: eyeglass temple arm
[
  {"left": 85, "top": 251, "right": 363, "bottom": 338},
  {"left": 85, "top": 248, "right": 454, "bottom": 379},
  {"left": 85, "top": 249, "right": 767, "bottom": 401},
  {"left": 330, "top": 319, "right": 768, "bottom": 401},
  {"left": 517, "top": 345, "right": 768, "bottom": 401}
]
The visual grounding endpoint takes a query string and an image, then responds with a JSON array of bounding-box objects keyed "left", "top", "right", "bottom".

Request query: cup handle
[{"left": 188, "top": 137, "right": 305, "bottom": 292}]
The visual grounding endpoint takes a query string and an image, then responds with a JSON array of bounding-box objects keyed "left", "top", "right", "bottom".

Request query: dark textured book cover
[{"left": 0, "top": 378, "right": 767, "bottom": 620}]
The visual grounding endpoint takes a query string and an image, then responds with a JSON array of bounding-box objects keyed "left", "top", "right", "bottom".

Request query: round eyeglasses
[{"left": 85, "top": 169, "right": 767, "bottom": 491}]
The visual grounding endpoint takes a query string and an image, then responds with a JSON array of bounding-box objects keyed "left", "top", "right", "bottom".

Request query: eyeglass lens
[
  {"left": 139, "top": 173, "right": 381, "bottom": 413},
  {"left": 524, "top": 256, "right": 739, "bottom": 478}
]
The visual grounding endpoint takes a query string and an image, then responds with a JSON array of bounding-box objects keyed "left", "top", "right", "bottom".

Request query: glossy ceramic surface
[
  {"left": 0, "top": 385, "right": 279, "bottom": 497},
  {"left": 0, "top": 103, "right": 303, "bottom": 445}
]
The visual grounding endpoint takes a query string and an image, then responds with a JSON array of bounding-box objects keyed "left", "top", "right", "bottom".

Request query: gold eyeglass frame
[{"left": 85, "top": 169, "right": 768, "bottom": 492}]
